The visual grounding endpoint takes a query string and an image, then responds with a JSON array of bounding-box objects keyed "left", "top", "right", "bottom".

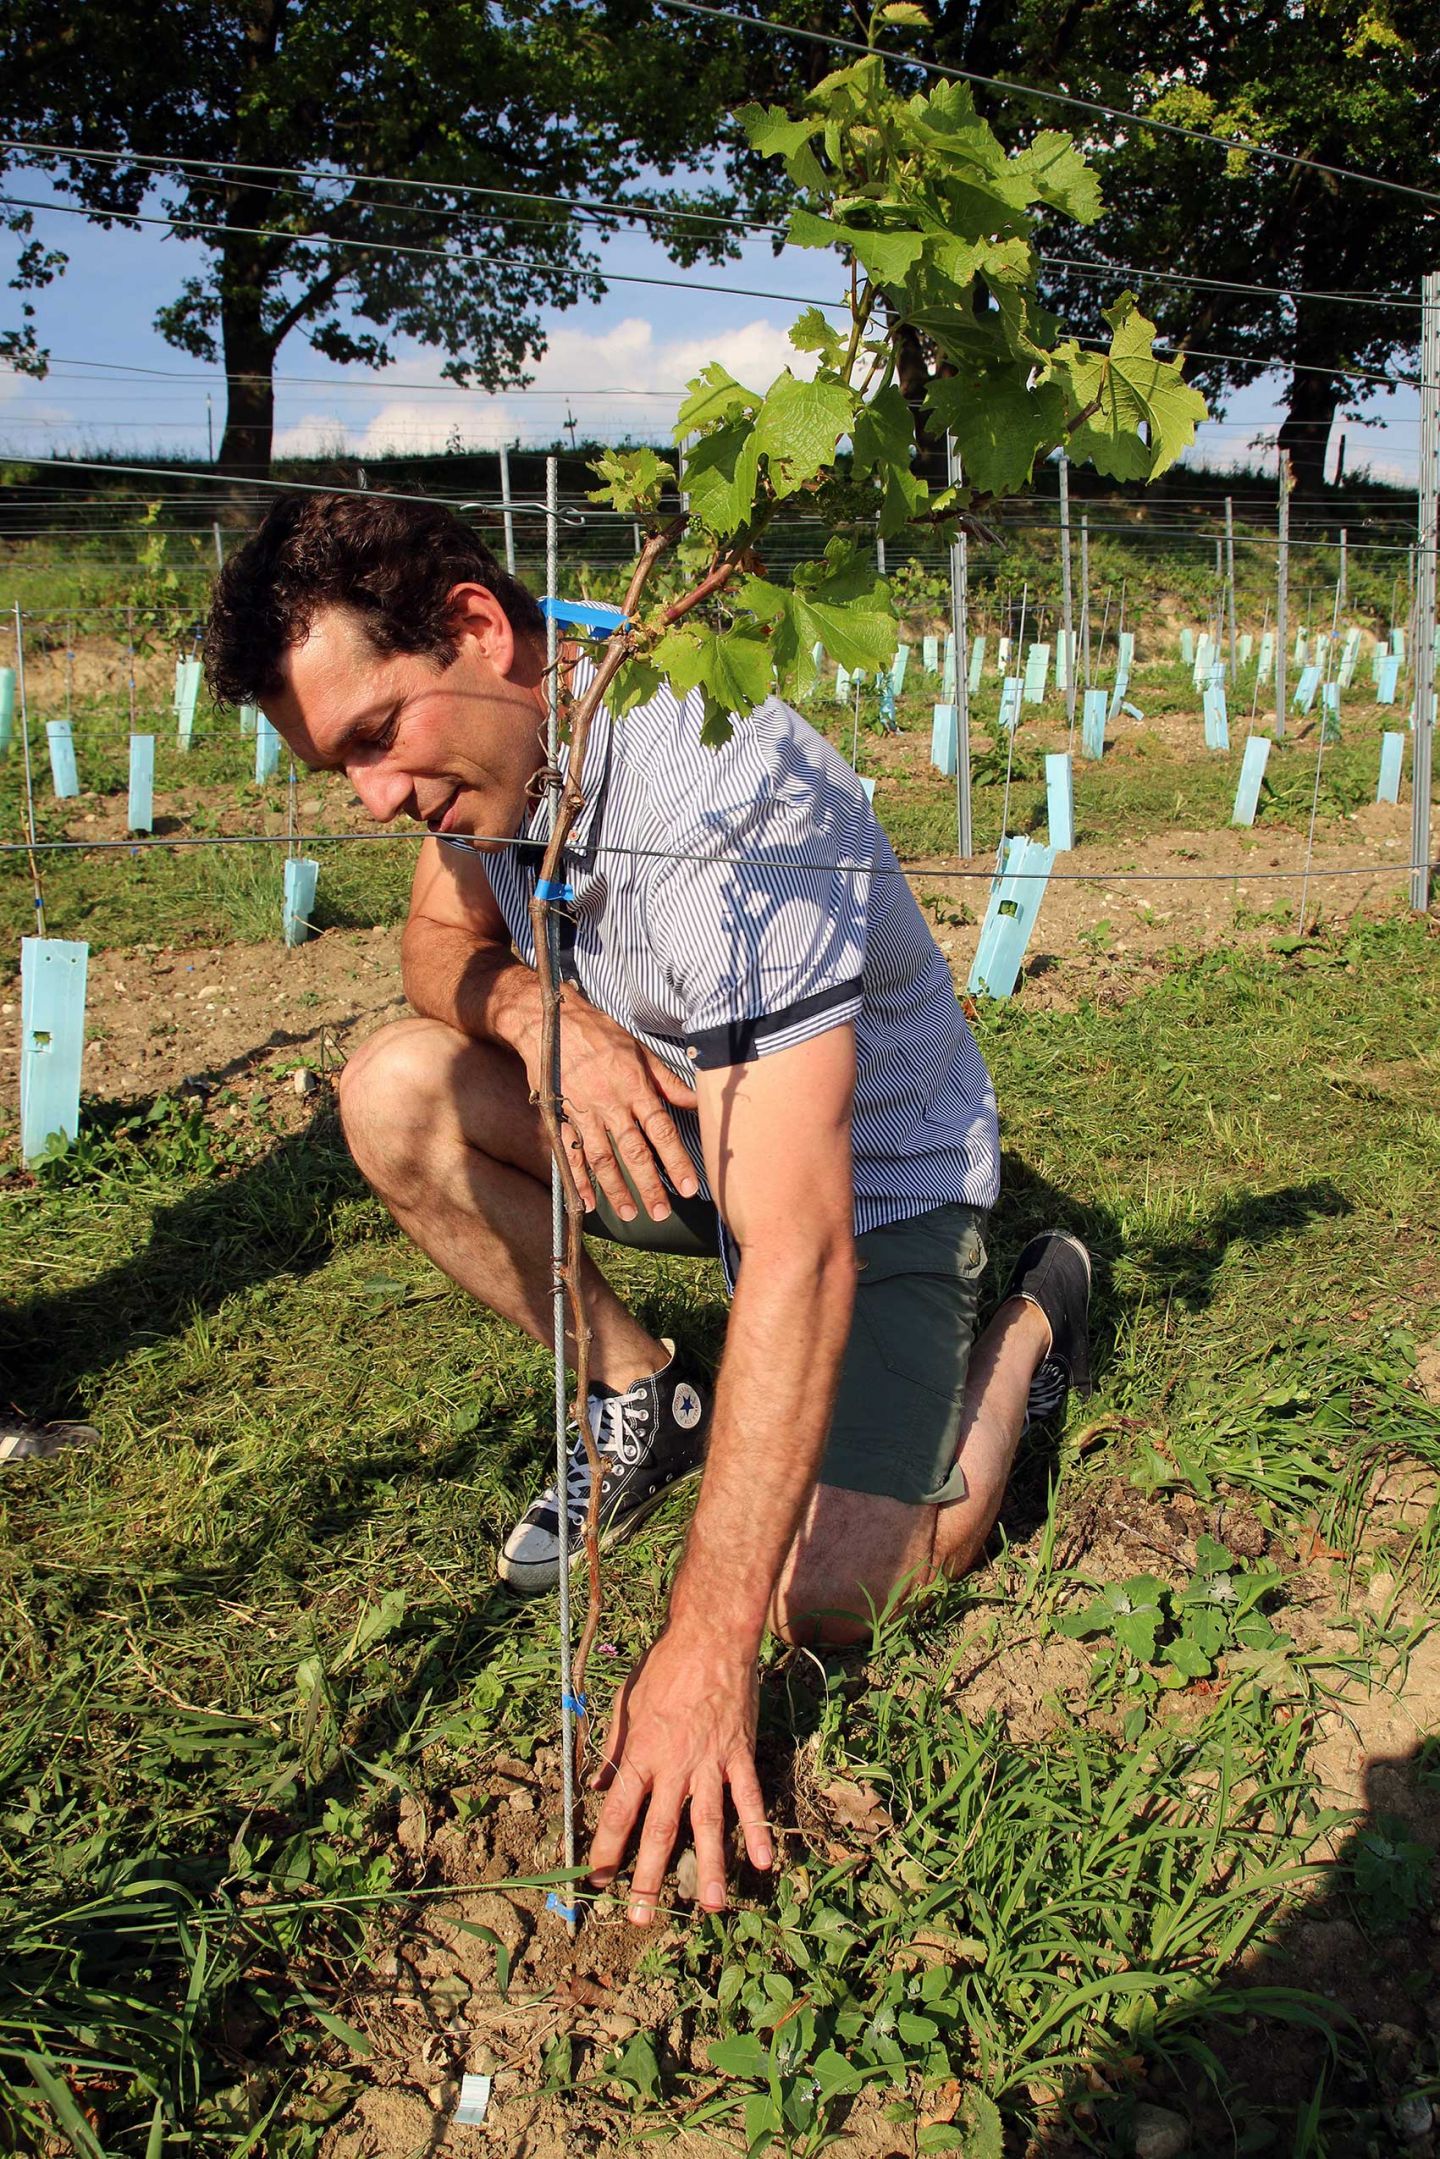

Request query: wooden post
[
  {"left": 1411, "top": 270, "right": 1438, "bottom": 912},
  {"left": 1275, "top": 454, "right": 1291, "bottom": 740}
]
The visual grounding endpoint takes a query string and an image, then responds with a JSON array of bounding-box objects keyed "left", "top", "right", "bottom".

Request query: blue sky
[{"left": 0, "top": 176, "right": 1423, "bottom": 486}]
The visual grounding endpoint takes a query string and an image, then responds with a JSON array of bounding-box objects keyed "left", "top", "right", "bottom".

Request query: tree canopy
[
  {"left": 983, "top": 0, "right": 1440, "bottom": 493},
  {"left": 0, "top": 0, "right": 760, "bottom": 473}
]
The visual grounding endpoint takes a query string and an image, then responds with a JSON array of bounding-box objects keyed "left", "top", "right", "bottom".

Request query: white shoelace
[{"left": 542, "top": 1385, "right": 653, "bottom": 1526}]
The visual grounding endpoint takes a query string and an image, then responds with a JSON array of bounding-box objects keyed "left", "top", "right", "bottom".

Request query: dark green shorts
[{"left": 587, "top": 1182, "right": 989, "bottom": 1509}]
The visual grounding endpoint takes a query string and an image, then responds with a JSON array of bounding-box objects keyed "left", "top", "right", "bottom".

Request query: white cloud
[{"left": 271, "top": 314, "right": 817, "bottom": 458}]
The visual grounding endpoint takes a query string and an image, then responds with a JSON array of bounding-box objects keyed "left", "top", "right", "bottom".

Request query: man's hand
[
  {"left": 588, "top": 1625, "right": 772, "bottom": 1923},
  {"left": 519, "top": 994, "right": 700, "bottom": 1224}
]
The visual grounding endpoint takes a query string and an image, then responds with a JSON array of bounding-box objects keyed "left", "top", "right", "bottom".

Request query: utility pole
[
  {"left": 1275, "top": 454, "right": 1291, "bottom": 740},
  {"left": 1080, "top": 513, "right": 1091, "bottom": 688},
  {"left": 946, "top": 433, "right": 973, "bottom": 859},
  {"left": 498, "top": 444, "right": 517, "bottom": 576},
  {"left": 1058, "top": 454, "right": 1076, "bottom": 739},
  {"left": 1224, "top": 495, "right": 1237, "bottom": 682},
  {"left": 1412, "top": 270, "right": 1438, "bottom": 912}
]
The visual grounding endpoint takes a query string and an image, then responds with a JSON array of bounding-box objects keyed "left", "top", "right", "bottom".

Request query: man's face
[{"left": 263, "top": 588, "right": 546, "bottom": 844}]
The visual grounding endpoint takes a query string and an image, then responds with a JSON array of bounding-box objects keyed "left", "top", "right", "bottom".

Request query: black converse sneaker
[
  {"left": 497, "top": 1340, "right": 711, "bottom": 1593},
  {"left": 1000, "top": 1231, "right": 1093, "bottom": 1435}
]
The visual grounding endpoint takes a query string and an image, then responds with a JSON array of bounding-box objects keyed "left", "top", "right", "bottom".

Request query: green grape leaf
[
  {"left": 877, "top": 2, "right": 930, "bottom": 23},
  {"left": 879, "top": 458, "right": 929, "bottom": 537},
  {"left": 676, "top": 362, "right": 758, "bottom": 436},
  {"left": 606, "top": 656, "right": 662, "bottom": 718},
  {"left": 925, "top": 369, "right": 1067, "bottom": 495},
  {"left": 753, "top": 372, "right": 856, "bottom": 494},
  {"left": 1056, "top": 294, "right": 1208, "bottom": 480},
  {"left": 1013, "top": 130, "right": 1103, "bottom": 223},
  {"left": 700, "top": 623, "right": 775, "bottom": 715},
  {"left": 789, "top": 306, "right": 845, "bottom": 361},
  {"left": 681, "top": 420, "right": 762, "bottom": 535},
  {"left": 850, "top": 383, "right": 913, "bottom": 479},
  {"left": 742, "top": 561, "right": 896, "bottom": 696},
  {"left": 739, "top": 103, "right": 826, "bottom": 190},
  {"left": 789, "top": 204, "right": 924, "bottom": 287},
  {"left": 586, "top": 446, "right": 674, "bottom": 515}
]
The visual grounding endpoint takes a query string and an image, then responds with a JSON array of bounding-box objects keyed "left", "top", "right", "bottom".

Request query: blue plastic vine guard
[
  {"left": 128, "top": 735, "right": 155, "bottom": 833},
  {"left": 967, "top": 836, "right": 1056, "bottom": 1000},
  {"left": 1377, "top": 732, "right": 1404, "bottom": 805},
  {"left": 176, "top": 656, "right": 202, "bottom": 749},
  {"left": 46, "top": 720, "right": 79, "bottom": 799},
  {"left": 1291, "top": 664, "right": 1319, "bottom": 716},
  {"left": 1045, "top": 753, "right": 1074, "bottom": 852},
  {"left": 283, "top": 858, "right": 319, "bottom": 947},
  {"left": 1231, "top": 735, "right": 1270, "bottom": 825},
  {"left": 255, "top": 713, "right": 281, "bottom": 783},
  {"left": 1022, "top": 642, "right": 1050, "bottom": 703},
  {"left": 0, "top": 666, "right": 13, "bottom": 753},
  {"left": 1081, "top": 689, "right": 1107, "bottom": 760},
  {"left": 1203, "top": 673, "right": 1229, "bottom": 752},
  {"left": 922, "top": 634, "right": 939, "bottom": 674},
  {"left": 930, "top": 703, "right": 957, "bottom": 776},
  {"left": 238, "top": 702, "right": 258, "bottom": 736},
  {"left": 20, "top": 937, "right": 88, "bottom": 1162},
  {"left": 889, "top": 644, "right": 909, "bottom": 695},
  {"left": 998, "top": 676, "right": 1023, "bottom": 732},
  {"left": 1376, "top": 655, "right": 1400, "bottom": 705}
]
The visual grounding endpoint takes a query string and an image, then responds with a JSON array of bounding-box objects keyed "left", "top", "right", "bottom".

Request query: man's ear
[{"left": 445, "top": 582, "right": 516, "bottom": 673}]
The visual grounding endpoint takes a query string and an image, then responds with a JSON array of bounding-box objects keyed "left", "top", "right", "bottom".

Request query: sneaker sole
[{"left": 495, "top": 1458, "right": 705, "bottom": 1595}]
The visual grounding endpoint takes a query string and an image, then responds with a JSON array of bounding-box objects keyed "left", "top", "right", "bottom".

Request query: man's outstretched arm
[{"left": 588, "top": 1022, "right": 858, "bottom": 1922}]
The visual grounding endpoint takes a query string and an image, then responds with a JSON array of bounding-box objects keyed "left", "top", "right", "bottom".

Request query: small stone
[
  {"left": 1367, "top": 1570, "right": 1396, "bottom": 1612},
  {"left": 1, "top": 1003, "right": 12, "bottom": 1015},
  {"left": 597, "top": 2011, "right": 640, "bottom": 2043},
  {"left": 293, "top": 1067, "right": 318, "bottom": 1097},
  {"left": 1132, "top": 2102, "right": 1190, "bottom": 2159},
  {"left": 674, "top": 1848, "right": 699, "bottom": 1903},
  {"left": 1394, "top": 2095, "right": 1434, "bottom": 2142},
  {"left": 506, "top": 1789, "right": 535, "bottom": 1813}
]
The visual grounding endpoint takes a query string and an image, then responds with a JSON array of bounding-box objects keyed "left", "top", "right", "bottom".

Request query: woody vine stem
[{"left": 528, "top": 514, "right": 735, "bottom": 1809}]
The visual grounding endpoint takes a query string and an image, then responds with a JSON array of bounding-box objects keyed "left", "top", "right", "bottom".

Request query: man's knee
[
  {"left": 769, "top": 1485, "right": 934, "bottom": 1650},
  {"left": 338, "top": 1018, "right": 465, "bottom": 1188}
]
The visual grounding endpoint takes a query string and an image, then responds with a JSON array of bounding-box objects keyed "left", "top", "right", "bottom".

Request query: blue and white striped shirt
[{"left": 477, "top": 670, "right": 1000, "bottom": 1235}]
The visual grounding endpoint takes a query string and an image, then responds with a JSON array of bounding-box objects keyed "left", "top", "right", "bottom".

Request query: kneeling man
[{"left": 204, "top": 493, "right": 1091, "bottom": 1921}]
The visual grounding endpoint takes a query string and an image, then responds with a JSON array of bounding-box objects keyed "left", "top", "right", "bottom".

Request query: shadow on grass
[
  {"left": 1027, "top": 1741, "right": 1440, "bottom": 2157},
  {"left": 0, "top": 1098, "right": 363, "bottom": 1425}
]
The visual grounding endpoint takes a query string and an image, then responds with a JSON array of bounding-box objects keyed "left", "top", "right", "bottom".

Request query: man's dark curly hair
[{"left": 203, "top": 491, "right": 545, "bottom": 707}]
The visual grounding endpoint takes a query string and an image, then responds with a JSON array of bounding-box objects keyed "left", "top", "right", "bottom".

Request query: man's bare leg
[
  {"left": 338, "top": 1016, "right": 666, "bottom": 1391},
  {"left": 770, "top": 1296, "right": 1051, "bottom": 1646}
]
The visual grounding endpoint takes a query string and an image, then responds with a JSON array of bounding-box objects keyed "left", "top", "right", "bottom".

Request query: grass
[{"left": 1, "top": 910, "right": 1437, "bottom": 2153}]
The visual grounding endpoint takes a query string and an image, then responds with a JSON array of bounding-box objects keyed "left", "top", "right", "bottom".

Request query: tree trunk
[
  {"left": 216, "top": 265, "right": 277, "bottom": 478},
  {"left": 1277, "top": 370, "right": 1341, "bottom": 498}
]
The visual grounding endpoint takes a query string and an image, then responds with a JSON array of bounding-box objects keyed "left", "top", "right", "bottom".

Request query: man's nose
[{"left": 346, "top": 760, "right": 412, "bottom": 822}]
